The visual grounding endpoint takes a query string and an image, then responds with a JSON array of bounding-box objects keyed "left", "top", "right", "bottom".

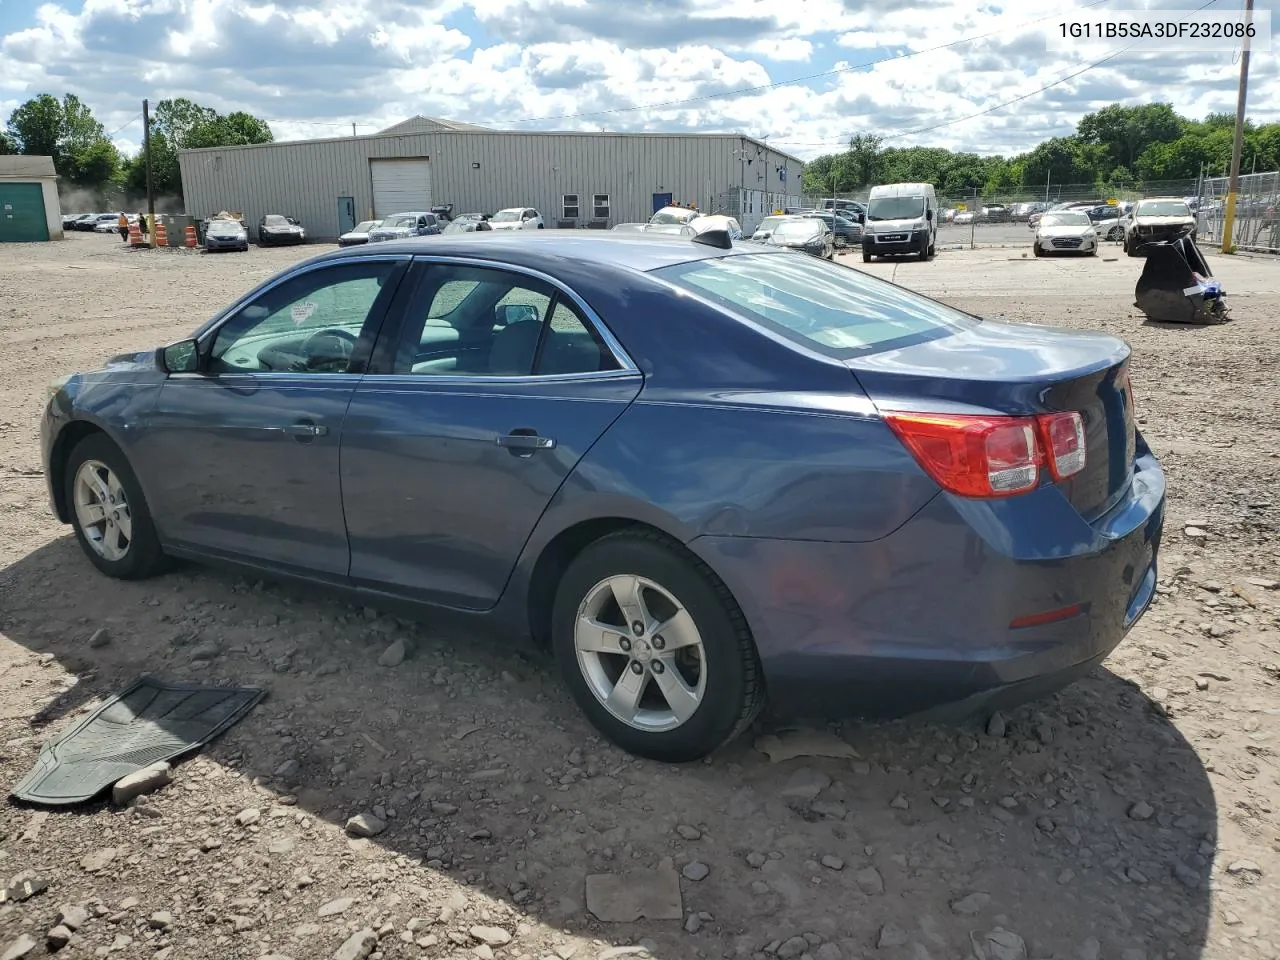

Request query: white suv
[{"left": 489, "top": 208, "right": 544, "bottom": 230}]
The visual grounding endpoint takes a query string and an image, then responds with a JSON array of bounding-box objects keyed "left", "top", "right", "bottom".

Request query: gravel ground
[{"left": 1, "top": 232, "right": 1277, "bottom": 960}]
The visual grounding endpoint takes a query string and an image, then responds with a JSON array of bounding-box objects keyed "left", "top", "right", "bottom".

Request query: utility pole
[
  {"left": 1221, "top": 0, "right": 1254, "bottom": 253},
  {"left": 352, "top": 122, "right": 357, "bottom": 137},
  {"left": 143, "top": 98, "right": 156, "bottom": 248}
]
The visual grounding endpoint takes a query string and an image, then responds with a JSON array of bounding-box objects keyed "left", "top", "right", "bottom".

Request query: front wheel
[
  {"left": 551, "top": 531, "right": 764, "bottom": 763},
  {"left": 64, "top": 433, "right": 168, "bottom": 580},
  {"left": 862, "top": 248, "right": 872, "bottom": 263}
]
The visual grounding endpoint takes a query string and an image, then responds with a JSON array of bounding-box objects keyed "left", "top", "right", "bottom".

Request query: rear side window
[{"left": 653, "top": 253, "right": 974, "bottom": 357}]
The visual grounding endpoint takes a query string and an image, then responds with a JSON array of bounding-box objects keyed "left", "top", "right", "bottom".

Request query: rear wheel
[
  {"left": 551, "top": 530, "right": 763, "bottom": 762},
  {"left": 64, "top": 433, "right": 167, "bottom": 580}
]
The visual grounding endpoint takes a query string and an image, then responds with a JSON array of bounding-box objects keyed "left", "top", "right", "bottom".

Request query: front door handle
[
  {"left": 497, "top": 430, "right": 555, "bottom": 453},
  {"left": 285, "top": 420, "right": 328, "bottom": 441}
]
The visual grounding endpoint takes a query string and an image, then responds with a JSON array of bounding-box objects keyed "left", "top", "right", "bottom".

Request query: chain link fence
[
  {"left": 801, "top": 180, "right": 1200, "bottom": 211},
  {"left": 1196, "top": 171, "right": 1280, "bottom": 254}
]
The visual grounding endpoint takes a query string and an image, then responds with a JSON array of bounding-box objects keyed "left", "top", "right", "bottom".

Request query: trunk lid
[{"left": 846, "top": 320, "right": 1136, "bottom": 520}]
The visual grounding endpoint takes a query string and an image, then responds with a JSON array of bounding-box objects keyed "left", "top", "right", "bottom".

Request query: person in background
[
  {"left": 117, "top": 212, "right": 129, "bottom": 242},
  {"left": 137, "top": 213, "right": 149, "bottom": 239}
]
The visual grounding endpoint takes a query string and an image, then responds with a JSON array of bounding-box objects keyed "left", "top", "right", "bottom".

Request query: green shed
[{"left": 0, "top": 156, "right": 62, "bottom": 243}]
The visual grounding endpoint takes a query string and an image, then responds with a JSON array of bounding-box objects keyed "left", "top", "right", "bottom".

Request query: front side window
[
  {"left": 653, "top": 252, "right": 973, "bottom": 358},
  {"left": 210, "top": 261, "right": 400, "bottom": 374},
  {"left": 394, "top": 264, "right": 620, "bottom": 377}
]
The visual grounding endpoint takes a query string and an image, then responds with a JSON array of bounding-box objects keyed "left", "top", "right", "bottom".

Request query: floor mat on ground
[{"left": 10, "top": 677, "right": 265, "bottom": 805}]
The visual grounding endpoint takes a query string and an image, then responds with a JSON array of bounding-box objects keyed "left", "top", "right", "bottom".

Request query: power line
[
  {"left": 105, "top": 114, "right": 141, "bottom": 139},
  {"left": 763, "top": 0, "right": 1220, "bottom": 151},
  {"left": 496, "top": 0, "right": 1115, "bottom": 125}
]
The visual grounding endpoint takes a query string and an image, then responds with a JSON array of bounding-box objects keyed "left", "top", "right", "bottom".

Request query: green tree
[
  {"left": 5, "top": 93, "right": 117, "bottom": 191},
  {"left": 1076, "top": 103, "right": 1185, "bottom": 170},
  {"left": 145, "top": 97, "right": 273, "bottom": 200},
  {"left": 0, "top": 131, "right": 14, "bottom": 155},
  {"left": 844, "top": 134, "right": 883, "bottom": 187}
]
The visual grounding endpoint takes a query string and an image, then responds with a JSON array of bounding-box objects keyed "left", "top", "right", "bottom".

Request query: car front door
[
  {"left": 133, "top": 256, "right": 409, "bottom": 577},
  {"left": 339, "top": 258, "right": 644, "bottom": 609}
]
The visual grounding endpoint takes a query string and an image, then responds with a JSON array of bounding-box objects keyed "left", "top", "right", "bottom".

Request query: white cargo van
[{"left": 862, "top": 183, "right": 938, "bottom": 262}]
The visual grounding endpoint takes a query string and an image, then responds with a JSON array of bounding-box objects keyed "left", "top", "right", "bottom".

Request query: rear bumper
[{"left": 688, "top": 447, "right": 1165, "bottom": 721}]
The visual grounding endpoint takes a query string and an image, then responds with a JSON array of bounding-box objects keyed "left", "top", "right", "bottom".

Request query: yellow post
[{"left": 1221, "top": 193, "right": 1238, "bottom": 254}]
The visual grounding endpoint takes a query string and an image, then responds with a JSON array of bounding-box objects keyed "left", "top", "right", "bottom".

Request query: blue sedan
[{"left": 40, "top": 231, "right": 1165, "bottom": 762}]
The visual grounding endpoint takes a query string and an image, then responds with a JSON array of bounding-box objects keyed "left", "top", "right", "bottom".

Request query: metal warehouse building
[{"left": 177, "top": 115, "right": 804, "bottom": 241}]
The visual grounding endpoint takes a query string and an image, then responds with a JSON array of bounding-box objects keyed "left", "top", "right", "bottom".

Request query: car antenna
[{"left": 691, "top": 229, "right": 732, "bottom": 249}]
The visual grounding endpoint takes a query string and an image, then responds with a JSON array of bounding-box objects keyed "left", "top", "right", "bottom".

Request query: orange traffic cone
[
  {"left": 184, "top": 225, "right": 197, "bottom": 248},
  {"left": 154, "top": 221, "right": 168, "bottom": 247}
]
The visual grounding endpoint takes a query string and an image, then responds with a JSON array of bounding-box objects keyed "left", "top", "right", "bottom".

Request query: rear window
[{"left": 652, "top": 253, "right": 974, "bottom": 357}]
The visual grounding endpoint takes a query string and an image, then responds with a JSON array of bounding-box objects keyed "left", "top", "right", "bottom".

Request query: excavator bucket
[{"left": 1134, "top": 232, "right": 1229, "bottom": 324}]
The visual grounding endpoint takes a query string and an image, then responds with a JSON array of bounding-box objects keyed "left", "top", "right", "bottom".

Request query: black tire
[
  {"left": 862, "top": 248, "right": 872, "bottom": 263},
  {"left": 918, "top": 236, "right": 928, "bottom": 261},
  {"left": 551, "top": 530, "right": 764, "bottom": 763},
  {"left": 1125, "top": 239, "right": 1140, "bottom": 257},
  {"left": 1033, "top": 244, "right": 1044, "bottom": 257},
  {"left": 64, "top": 433, "right": 168, "bottom": 580}
]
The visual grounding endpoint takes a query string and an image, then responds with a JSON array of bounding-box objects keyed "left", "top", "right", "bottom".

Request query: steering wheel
[{"left": 300, "top": 328, "right": 358, "bottom": 370}]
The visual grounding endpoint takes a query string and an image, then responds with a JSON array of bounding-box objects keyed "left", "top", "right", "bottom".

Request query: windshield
[
  {"left": 492, "top": 209, "right": 521, "bottom": 222},
  {"left": 442, "top": 221, "right": 474, "bottom": 234},
  {"left": 867, "top": 196, "right": 925, "bottom": 221},
  {"left": 650, "top": 208, "right": 697, "bottom": 225},
  {"left": 380, "top": 215, "right": 417, "bottom": 229},
  {"left": 774, "top": 220, "right": 822, "bottom": 241},
  {"left": 654, "top": 253, "right": 971, "bottom": 357},
  {"left": 1040, "top": 212, "right": 1091, "bottom": 227},
  {"left": 209, "top": 220, "right": 243, "bottom": 233},
  {"left": 263, "top": 215, "right": 289, "bottom": 227},
  {"left": 351, "top": 221, "right": 376, "bottom": 233},
  {"left": 1136, "top": 200, "right": 1192, "bottom": 218}
]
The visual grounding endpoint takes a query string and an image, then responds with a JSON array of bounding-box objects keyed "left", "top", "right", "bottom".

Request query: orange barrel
[
  {"left": 184, "top": 225, "right": 197, "bottom": 248},
  {"left": 128, "top": 223, "right": 144, "bottom": 247},
  {"left": 154, "top": 222, "right": 168, "bottom": 247}
]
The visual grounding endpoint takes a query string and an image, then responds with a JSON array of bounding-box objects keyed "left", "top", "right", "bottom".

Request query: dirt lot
[{"left": 1, "top": 233, "right": 1277, "bottom": 960}]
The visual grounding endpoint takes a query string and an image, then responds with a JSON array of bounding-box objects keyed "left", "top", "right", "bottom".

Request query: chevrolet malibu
[{"left": 41, "top": 232, "right": 1164, "bottom": 762}]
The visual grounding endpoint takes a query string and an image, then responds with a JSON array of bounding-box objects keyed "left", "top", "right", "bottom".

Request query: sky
[{"left": 0, "top": 0, "right": 1276, "bottom": 162}]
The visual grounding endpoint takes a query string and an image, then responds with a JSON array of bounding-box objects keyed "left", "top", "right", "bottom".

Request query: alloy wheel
[
  {"left": 73, "top": 459, "right": 132, "bottom": 562},
  {"left": 574, "top": 574, "right": 707, "bottom": 732}
]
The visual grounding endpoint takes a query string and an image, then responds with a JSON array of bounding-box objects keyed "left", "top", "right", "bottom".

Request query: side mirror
[
  {"left": 926, "top": 209, "right": 933, "bottom": 221},
  {"left": 496, "top": 304, "right": 538, "bottom": 326},
  {"left": 158, "top": 338, "right": 199, "bottom": 374}
]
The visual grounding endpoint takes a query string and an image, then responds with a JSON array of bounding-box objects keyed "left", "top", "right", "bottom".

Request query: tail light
[{"left": 886, "top": 411, "right": 1086, "bottom": 499}]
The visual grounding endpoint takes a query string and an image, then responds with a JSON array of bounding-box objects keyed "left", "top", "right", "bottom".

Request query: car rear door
[
  {"left": 133, "top": 256, "right": 410, "bottom": 578},
  {"left": 338, "top": 257, "right": 643, "bottom": 610}
]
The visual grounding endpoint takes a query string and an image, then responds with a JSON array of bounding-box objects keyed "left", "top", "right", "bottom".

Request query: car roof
[{"left": 309, "top": 231, "right": 786, "bottom": 273}]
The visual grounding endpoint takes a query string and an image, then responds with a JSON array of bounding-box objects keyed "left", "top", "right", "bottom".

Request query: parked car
[
  {"left": 749, "top": 214, "right": 799, "bottom": 241},
  {"left": 62, "top": 213, "right": 90, "bottom": 228},
  {"left": 453, "top": 212, "right": 491, "bottom": 224},
  {"left": 489, "top": 207, "right": 544, "bottom": 230},
  {"left": 205, "top": 218, "right": 250, "bottom": 252},
  {"left": 1032, "top": 210, "right": 1098, "bottom": 257},
  {"left": 367, "top": 212, "right": 442, "bottom": 243},
  {"left": 980, "top": 205, "right": 1010, "bottom": 223},
  {"left": 339, "top": 220, "right": 379, "bottom": 247},
  {"left": 820, "top": 198, "right": 866, "bottom": 223},
  {"left": 69, "top": 214, "right": 105, "bottom": 231},
  {"left": 649, "top": 206, "right": 702, "bottom": 228},
  {"left": 431, "top": 204, "right": 455, "bottom": 222},
  {"left": 86, "top": 213, "right": 124, "bottom": 232},
  {"left": 442, "top": 218, "right": 493, "bottom": 234},
  {"left": 1078, "top": 205, "right": 1125, "bottom": 241},
  {"left": 768, "top": 217, "right": 835, "bottom": 259},
  {"left": 1123, "top": 197, "right": 1196, "bottom": 256},
  {"left": 954, "top": 210, "right": 976, "bottom": 225},
  {"left": 258, "top": 214, "right": 306, "bottom": 247},
  {"left": 40, "top": 230, "right": 1166, "bottom": 762},
  {"left": 800, "top": 210, "right": 863, "bottom": 248},
  {"left": 864, "top": 183, "right": 938, "bottom": 261}
]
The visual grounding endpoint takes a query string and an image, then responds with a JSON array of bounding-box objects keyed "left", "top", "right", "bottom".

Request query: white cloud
[{"left": 1, "top": 0, "right": 1277, "bottom": 162}]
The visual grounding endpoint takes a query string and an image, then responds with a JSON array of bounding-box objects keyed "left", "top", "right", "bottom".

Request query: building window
[
  {"left": 592, "top": 194, "right": 610, "bottom": 220},
  {"left": 562, "top": 195, "right": 579, "bottom": 220}
]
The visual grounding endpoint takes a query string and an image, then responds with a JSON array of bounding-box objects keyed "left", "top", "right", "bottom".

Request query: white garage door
[{"left": 370, "top": 159, "right": 432, "bottom": 218}]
